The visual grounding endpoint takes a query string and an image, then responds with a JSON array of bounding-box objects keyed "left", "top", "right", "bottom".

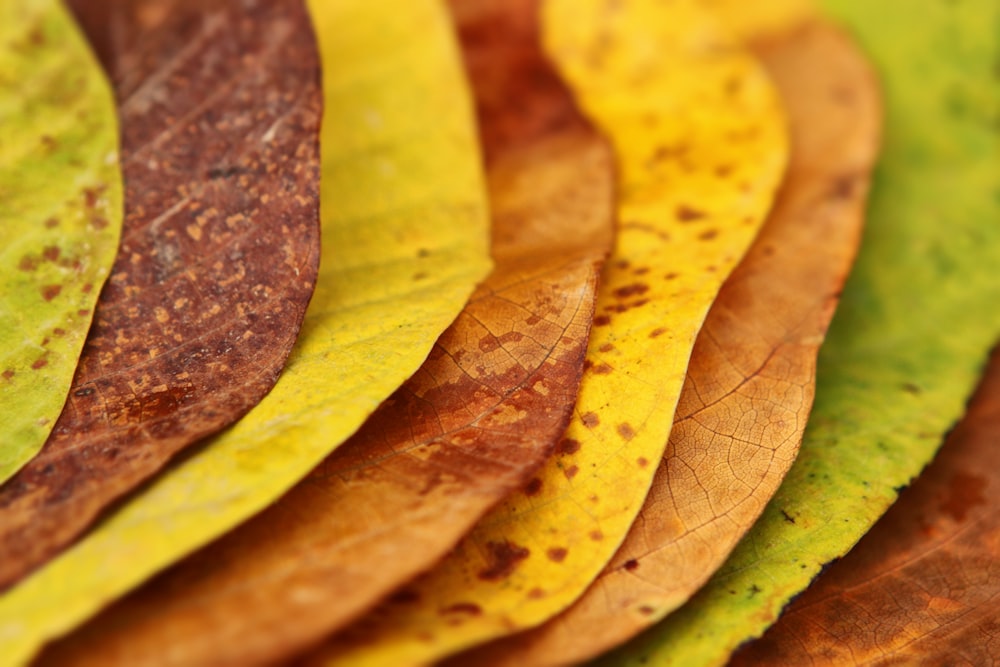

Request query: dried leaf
[
  {"left": 0, "top": 0, "right": 322, "bottom": 589},
  {"left": 733, "top": 345, "right": 1000, "bottom": 665},
  {"left": 0, "top": 0, "right": 122, "bottom": 483},
  {"left": 307, "top": 1, "right": 788, "bottom": 664},
  {"left": 460, "top": 14, "right": 881, "bottom": 667},
  {"left": 32, "top": 0, "right": 613, "bottom": 663},
  {"left": 0, "top": 0, "right": 491, "bottom": 663},
  {"left": 607, "top": 0, "right": 1000, "bottom": 664}
]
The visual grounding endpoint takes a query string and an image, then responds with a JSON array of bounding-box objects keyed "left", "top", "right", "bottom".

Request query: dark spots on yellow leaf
[
  {"left": 82, "top": 283, "right": 93, "bottom": 293},
  {"left": 527, "top": 315, "right": 542, "bottom": 326},
  {"left": 699, "top": 229, "right": 719, "bottom": 241},
  {"left": 638, "top": 605, "right": 655, "bottom": 616},
  {"left": 77, "top": 309, "right": 90, "bottom": 318},
  {"left": 528, "top": 588, "right": 545, "bottom": 599},
  {"left": 599, "top": 343, "right": 615, "bottom": 353},
  {"left": 2, "top": 370, "right": 14, "bottom": 381},
  {"left": 524, "top": 478, "right": 543, "bottom": 496},
  {"left": 650, "top": 327, "right": 667, "bottom": 339},
  {"left": 478, "top": 541, "right": 530, "bottom": 581},
  {"left": 676, "top": 205, "right": 706, "bottom": 222},
  {"left": 42, "top": 246, "right": 61, "bottom": 262},
  {"left": 18, "top": 256, "right": 38, "bottom": 272},
  {"left": 388, "top": 589, "right": 420, "bottom": 605},
  {"left": 564, "top": 465, "right": 579, "bottom": 480},
  {"left": 637, "top": 457, "right": 648, "bottom": 468},
  {"left": 616, "top": 259, "right": 630, "bottom": 270},
  {"left": 613, "top": 283, "right": 649, "bottom": 299},
  {"left": 592, "top": 363, "right": 613, "bottom": 375},
  {"left": 780, "top": 509, "right": 796, "bottom": 524},
  {"left": 590, "top": 530, "right": 604, "bottom": 542},
  {"left": 941, "top": 472, "right": 987, "bottom": 522},
  {"left": 593, "top": 315, "right": 611, "bottom": 327},
  {"left": 748, "top": 584, "right": 762, "bottom": 598},
  {"left": 90, "top": 216, "right": 109, "bottom": 230},
  {"left": 40, "top": 135, "right": 57, "bottom": 152},
  {"left": 546, "top": 547, "right": 568, "bottom": 563},
  {"left": 31, "top": 357, "right": 48, "bottom": 370},
  {"left": 412, "top": 272, "right": 427, "bottom": 281},
  {"left": 44, "top": 217, "right": 59, "bottom": 229},
  {"left": 559, "top": 438, "right": 581, "bottom": 455},
  {"left": 41, "top": 285, "right": 62, "bottom": 301},
  {"left": 442, "top": 602, "right": 482, "bottom": 616},
  {"left": 633, "top": 267, "right": 649, "bottom": 277},
  {"left": 624, "top": 559, "right": 639, "bottom": 571},
  {"left": 53, "top": 328, "right": 66, "bottom": 337},
  {"left": 715, "top": 164, "right": 734, "bottom": 178},
  {"left": 581, "top": 412, "right": 600, "bottom": 428},
  {"left": 617, "top": 422, "right": 636, "bottom": 441},
  {"left": 82, "top": 186, "right": 103, "bottom": 209},
  {"left": 417, "top": 248, "right": 430, "bottom": 258},
  {"left": 479, "top": 335, "right": 501, "bottom": 353}
]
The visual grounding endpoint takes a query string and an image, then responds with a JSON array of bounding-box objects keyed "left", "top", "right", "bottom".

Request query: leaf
[
  {"left": 0, "top": 0, "right": 122, "bottom": 484},
  {"left": 457, "top": 14, "right": 881, "bottom": 667},
  {"left": 0, "top": 0, "right": 491, "bottom": 663},
  {"left": 606, "top": 0, "right": 1000, "bottom": 664},
  {"left": 306, "top": 1, "right": 788, "bottom": 664},
  {"left": 31, "top": 0, "right": 615, "bottom": 663},
  {"left": 732, "top": 344, "right": 1000, "bottom": 665},
  {"left": 0, "top": 0, "right": 323, "bottom": 589}
]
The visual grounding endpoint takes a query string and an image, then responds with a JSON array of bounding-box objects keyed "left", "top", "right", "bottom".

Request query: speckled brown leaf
[
  {"left": 31, "top": 1, "right": 614, "bottom": 665},
  {"left": 0, "top": 0, "right": 321, "bottom": 589},
  {"left": 454, "top": 18, "right": 881, "bottom": 667},
  {"left": 732, "top": 345, "right": 1000, "bottom": 666}
]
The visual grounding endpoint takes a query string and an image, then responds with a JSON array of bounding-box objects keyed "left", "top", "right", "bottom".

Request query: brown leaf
[
  {"left": 0, "top": 0, "right": 321, "bottom": 590},
  {"left": 732, "top": 344, "right": 1000, "bottom": 666},
  {"left": 453, "top": 19, "right": 881, "bottom": 666},
  {"left": 33, "top": 1, "right": 614, "bottom": 665}
]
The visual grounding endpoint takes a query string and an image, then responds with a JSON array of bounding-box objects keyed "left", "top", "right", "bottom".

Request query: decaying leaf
[
  {"left": 607, "top": 0, "right": 1000, "bottom": 665},
  {"left": 308, "top": 1, "right": 787, "bottom": 664},
  {"left": 459, "top": 13, "right": 881, "bottom": 667},
  {"left": 0, "top": 0, "right": 122, "bottom": 484},
  {"left": 733, "top": 344, "right": 1000, "bottom": 665},
  {"left": 0, "top": 0, "right": 322, "bottom": 589},
  {"left": 0, "top": 0, "right": 491, "bottom": 664},
  {"left": 32, "top": 0, "right": 614, "bottom": 664}
]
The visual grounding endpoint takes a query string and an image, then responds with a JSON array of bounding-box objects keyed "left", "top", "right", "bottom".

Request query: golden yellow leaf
[
  {"left": 457, "top": 14, "right": 882, "bottom": 665},
  {"left": 0, "top": 0, "right": 491, "bottom": 664},
  {"left": 305, "top": 1, "right": 787, "bottom": 664},
  {"left": 31, "top": 0, "right": 614, "bottom": 663},
  {"left": 0, "top": 0, "right": 122, "bottom": 484}
]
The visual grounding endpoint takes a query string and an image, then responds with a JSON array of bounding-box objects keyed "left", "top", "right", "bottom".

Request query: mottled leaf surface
[
  {"left": 0, "top": 0, "right": 122, "bottom": 484},
  {"left": 0, "top": 1, "right": 491, "bottom": 664},
  {"left": 309, "top": 1, "right": 787, "bottom": 664},
  {"left": 462, "top": 15, "right": 880, "bottom": 667},
  {"left": 734, "top": 345, "right": 1000, "bottom": 666},
  {"left": 32, "top": 0, "right": 613, "bottom": 664},
  {"left": 607, "top": 1, "right": 1000, "bottom": 665},
  {"left": 0, "top": 0, "right": 322, "bottom": 589}
]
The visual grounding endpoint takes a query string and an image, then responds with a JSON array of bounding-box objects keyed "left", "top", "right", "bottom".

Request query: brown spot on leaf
[
  {"left": 441, "top": 602, "right": 482, "bottom": 616},
  {"left": 564, "top": 465, "right": 579, "bottom": 480},
  {"left": 42, "top": 246, "right": 61, "bottom": 262},
  {"left": 546, "top": 547, "right": 568, "bottom": 563},
  {"left": 638, "top": 605, "right": 655, "bottom": 616},
  {"left": 18, "top": 256, "right": 38, "bottom": 272},
  {"left": 599, "top": 343, "right": 615, "bottom": 353},
  {"left": 44, "top": 218, "right": 59, "bottom": 229},
  {"left": 676, "top": 205, "right": 706, "bottom": 222},
  {"left": 592, "top": 363, "right": 613, "bottom": 375},
  {"left": 624, "top": 559, "right": 639, "bottom": 572},
  {"left": 617, "top": 422, "right": 636, "bottom": 441},
  {"left": 41, "top": 285, "right": 62, "bottom": 301},
  {"left": 637, "top": 457, "right": 649, "bottom": 468},
  {"left": 528, "top": 588, "right": 546, "bottom": 600},
  {"left": 698, "top": 229, "right": 719, "bottom": 241},
  {"left": 613, "top": 283, "right": 649, "bottom": 299},
  {"left": 581, "top": 412, "right": 600, "bottom": 428},
  {"left": 593, "top": 315, "right": 612, "bottom": 327},
  {"left": 478, "top": 541, "right": 531, "bottom": 581},
  {"left": 524, "top": 478, "right": 543, "bottom": 496},
  {"left": 2, "top": 370, "right": 14, "bottom": 381},
  {"left": 52, "top": 328, "right": 66, "bottom": 337},
  {"left": 31, "top": 357, "right": 48, "bottom": 370},
  {"left": 558, "top": 439, "right": 581, "bottom": 455},
  {"left": 650, "top": 327, "right": 667, "bottom": 339},
  {"left": 589, "top": 530, "right": 604, "bottom": 542}
]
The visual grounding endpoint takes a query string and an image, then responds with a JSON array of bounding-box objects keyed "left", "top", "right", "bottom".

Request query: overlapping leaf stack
[{"left": 0, "top": 0, "right": 996, "bottom": 665}]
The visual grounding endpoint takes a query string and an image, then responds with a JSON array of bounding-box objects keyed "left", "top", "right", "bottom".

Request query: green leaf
[
  {"left": 0, "top": 0, "right": 122, "bottom": 483},
  {"left": 604, "top": 1, "right": 1000, "bottom": 665},
  {"left": 0, "top": 0, "right": 491, "bottom": 663}
]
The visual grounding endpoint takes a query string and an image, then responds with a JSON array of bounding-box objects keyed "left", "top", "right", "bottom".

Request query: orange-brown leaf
[
  {"left": 32, "top": 1, "right": 614, "bottom": 664},
  {"left": 0, "top": 0, "right": 321, "bottom": 591},
  {"left": 733, "top": 344, "right": 1000, "bottom": 666},
  {"left": 455, "top": 18, "right": 881, "bottom": 666}
]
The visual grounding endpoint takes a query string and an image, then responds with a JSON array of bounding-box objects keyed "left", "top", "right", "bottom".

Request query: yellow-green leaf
[
  {"left": 0, "top": 0, "right": 491, "bottom": 663},
  {"left": 307, "top": 1, "right": 787, "bottom": 664},
  {"left": 0, "top": 0, "right": 122, "bottom": 483}
]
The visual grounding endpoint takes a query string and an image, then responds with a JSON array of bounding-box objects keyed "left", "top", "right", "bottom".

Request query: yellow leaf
[
  {"left": 306, "top": 1, "right": 788, "bottom": 664},
  {"left": 0, "top": 0, "right": 491, "bottom": 664},
  {"left": 0, "top": 0, "right": 122, "bottom": 483}
]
